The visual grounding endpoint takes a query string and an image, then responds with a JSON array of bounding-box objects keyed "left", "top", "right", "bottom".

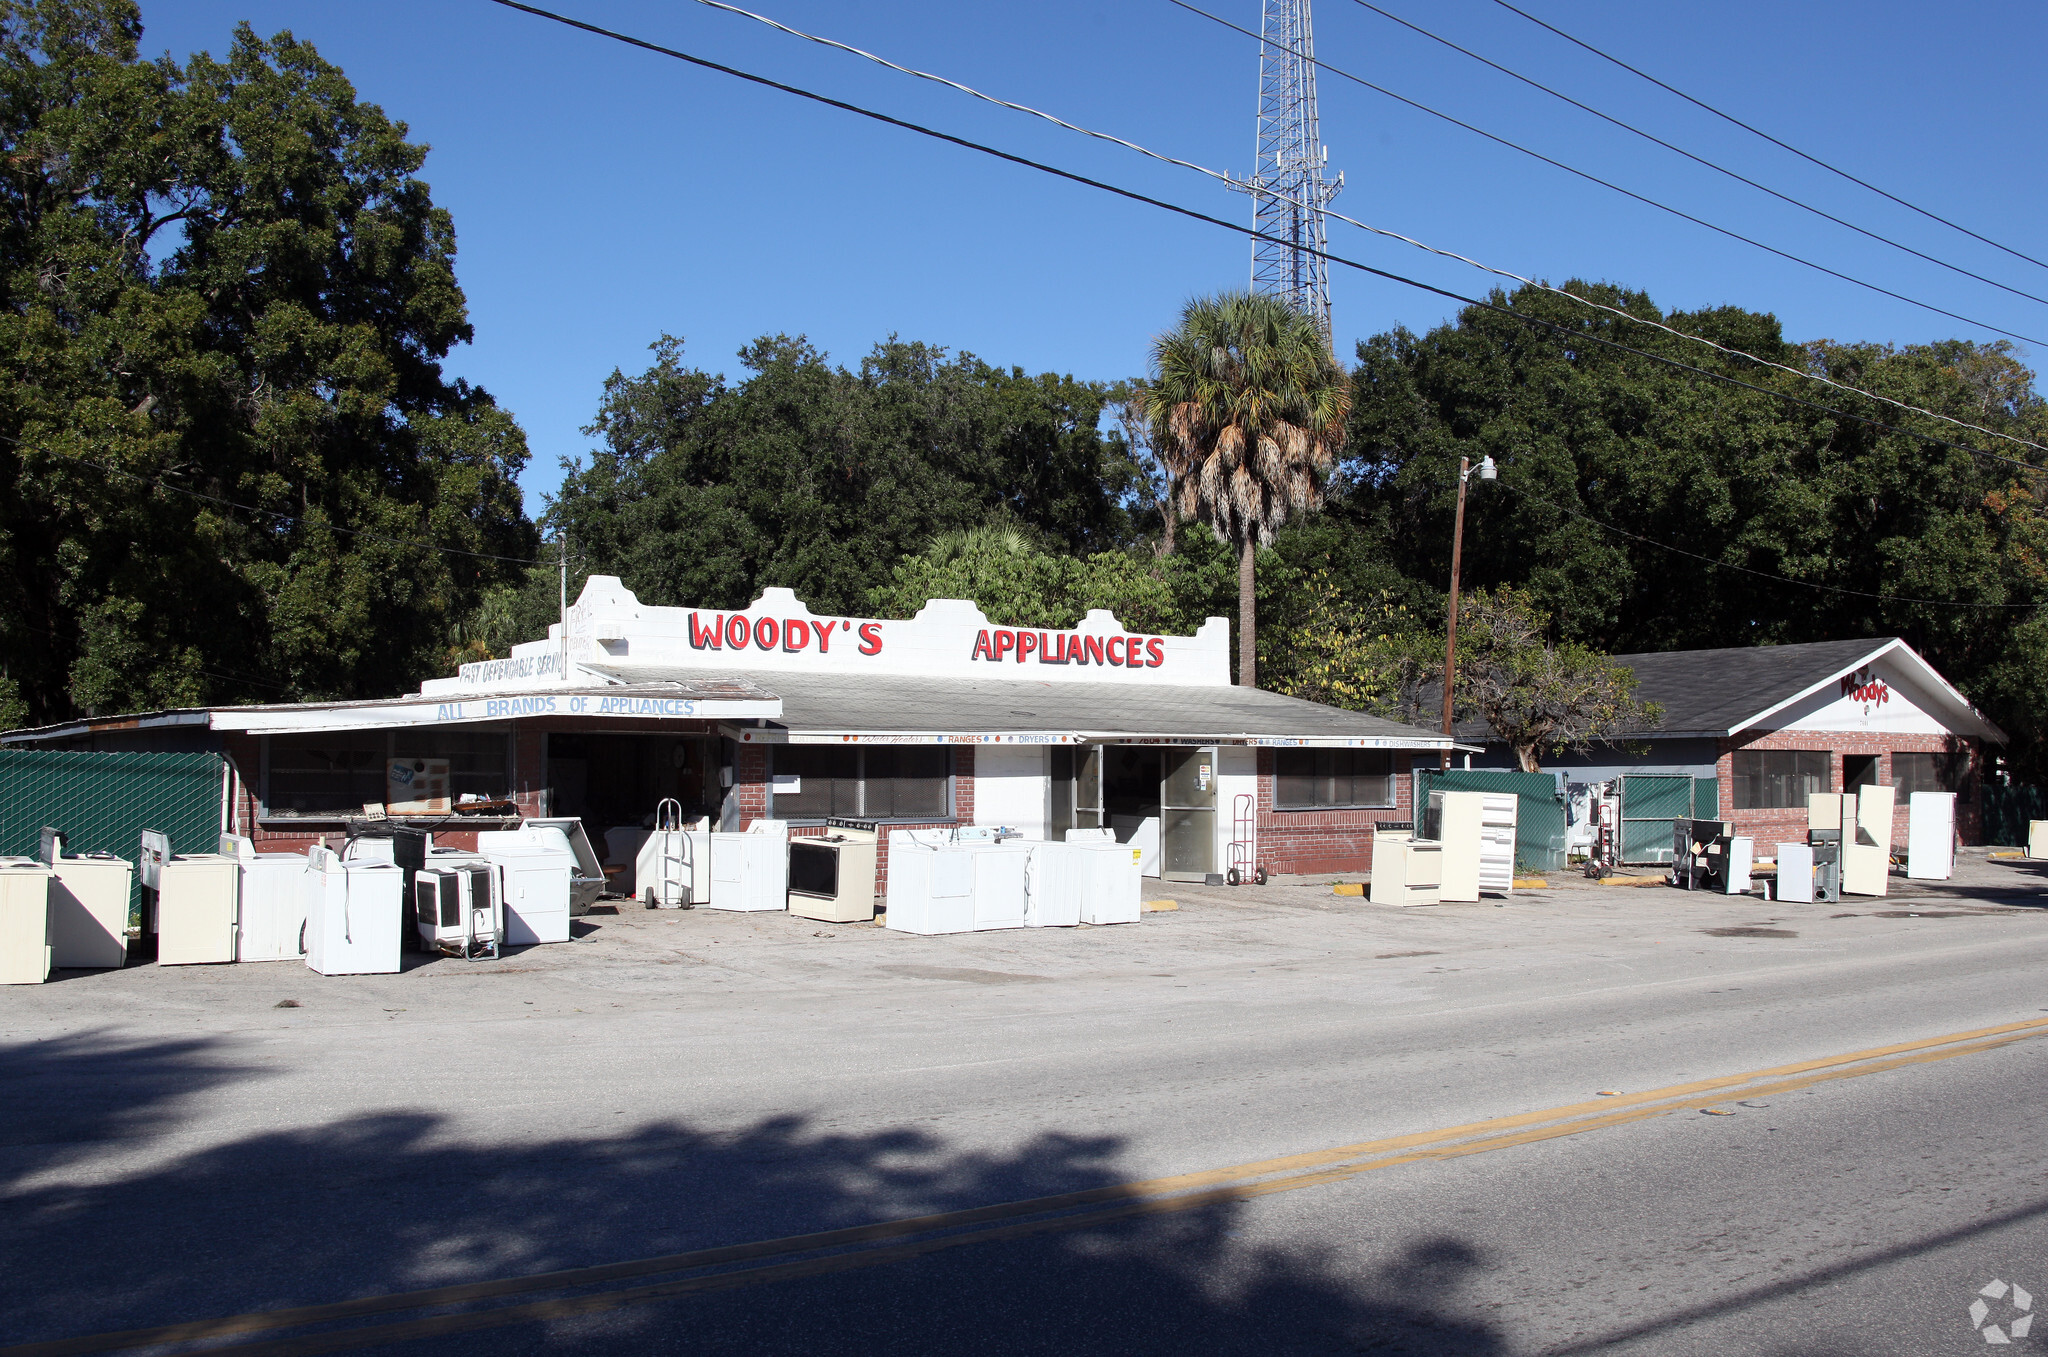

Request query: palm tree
[{"left": 1147, "top": 292, "right": 1350, "bottom": 687}]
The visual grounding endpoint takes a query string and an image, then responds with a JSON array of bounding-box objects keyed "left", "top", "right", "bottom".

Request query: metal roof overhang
[
  {"left": 206, "top": 683, "right": 781, "bottom": 734},
  {"left": 585, "top": 666, "right": 1461, "bottom": 751}
]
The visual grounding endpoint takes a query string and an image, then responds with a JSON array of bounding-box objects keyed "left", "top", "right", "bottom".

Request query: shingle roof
[
  {"left": 1449, "top": 636, "right": 2001, "bottom": 742},
  {"left": 598, "top": 665, "right": 1455, "bottom": 747}
]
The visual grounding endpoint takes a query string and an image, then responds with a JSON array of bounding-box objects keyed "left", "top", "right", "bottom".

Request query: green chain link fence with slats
[{"left": 0, "top": 749, "right": 227, "bottom": 921}]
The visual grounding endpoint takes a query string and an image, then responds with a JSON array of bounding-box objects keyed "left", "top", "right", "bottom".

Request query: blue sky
[{"left": 148, "top": 1, "right": 2048, "bottom": 513}]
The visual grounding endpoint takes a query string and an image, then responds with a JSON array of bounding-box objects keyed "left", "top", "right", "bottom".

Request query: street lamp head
[{"left": 1477, "top": 456, "right": 1498, "bottom": 481}]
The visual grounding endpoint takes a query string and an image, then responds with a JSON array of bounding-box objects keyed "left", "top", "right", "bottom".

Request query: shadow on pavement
[{"left": 0, "top": 1033, "right": 1507, "bottom": 1356}]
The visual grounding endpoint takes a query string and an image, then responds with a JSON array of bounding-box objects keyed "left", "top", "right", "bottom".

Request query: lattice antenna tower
[{"left": 1229, "top": 0, "right": 1343, "bottom": 341}]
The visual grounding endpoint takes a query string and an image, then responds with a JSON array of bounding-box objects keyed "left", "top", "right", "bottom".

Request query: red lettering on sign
[
  {"left": 1106, "top": 636, "right": 1125, "bottom": 666},
  {"left": 1082, "top": 634, "right": 1105, "bottom": 666},
  {"left": 993, "top": 629, "right": 1015, "bottom": 660},
  {"left": 1017, "top": 631, "right": 1038, "bottom": 663},
  {"left": 1041, "top": 632, "right": 1066, "bottom": 664},
  {"left": 688, "top": 613, "right": 722, "bottom": 649},
  {"left": 815, "top": 621, "right": 834, "bottom": 653},
  {"left": 858, "top": 622, "right": 883, "bottom": 655},
  {"left": 753, "top": 617, "right": 778, "bottom": 650},
  {"left": 972, "top": 629, "right": 994, "bottom": 661},
  {"left": 725, "top": 614, "right": 750, "bottom": 649},
  {"left": 1146, "top": 638, "right": 1165, "bottom": 667},
  {"left": 783, "top": 619, "right": 809, "bottom": 651}
]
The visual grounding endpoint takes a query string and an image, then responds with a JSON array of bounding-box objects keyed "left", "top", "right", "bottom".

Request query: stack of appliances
[
  {"left": 475, "top": 828, "right": 575, "bottom": 944},
  {"left": 709, "top": 819, "right": 789, "bottom": 913},
  {"left": 218, "top": 834, "right": 308, "bottom": 963},
  {"left": 0, "top": 857, "right": 54, "bottom": 984},
  {"left": 414, "top": 847, "right": 502, "bottom": 960},
  {"left": 40, "top": 828, "right": 133, "bottom": 970},
  {"left": 1423, "top": 791, "right": 1517, "bottom": 902},
  {"left": 1368, "top": 822, "right": 1441, "bottom": 907},
  {"left": 884, "top": 828, "right": 1030, "bottom": 934},
  {"left": 788, "top": 818, "right": 880, "bottom": 923},
  {"left": 635, "top": 799, "right": 707, "bottom": 909},
  {"left": 303, "top": 843, "right": 404, "bottom": 975},
  {"left": 143, "top": 829, "right": 240, "bottom": 967},
  {"left": 1669, "top": 820, "right": 1755, "bottom": 895},
  {"left": 1907, "top": 791, "right": 1956, "bottom": 881}
]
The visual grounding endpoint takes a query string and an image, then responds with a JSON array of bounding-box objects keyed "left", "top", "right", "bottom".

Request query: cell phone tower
[{"left": 1229, "top": 0, "right": 1343, "bottom": 342}]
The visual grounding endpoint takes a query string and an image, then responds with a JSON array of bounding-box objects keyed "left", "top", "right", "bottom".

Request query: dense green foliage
[
  {"left": 0, "top": 0, "right": 533, "bottom": 725},
  {"left": 532, "top": 334, "right": 1142, "bottom": 631},
  {"left": 1333, "top": 281, "right": 2048, "bottom": 777}
]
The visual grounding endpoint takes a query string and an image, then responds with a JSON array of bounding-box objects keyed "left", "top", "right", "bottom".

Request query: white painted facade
[{"left": 421, "top": 577, "right": 1233, "bottom": 696}]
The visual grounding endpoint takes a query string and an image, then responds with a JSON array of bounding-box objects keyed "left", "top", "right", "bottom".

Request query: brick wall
[
  {"left": 1253, "top": 750, "right": 1416, "bottom": 875},
  {"left": 1717, "top": 729, "right": 1983, "bottom": 848},
  {"left": 744, "top": 746, "right": 974, "bottom": 901}
]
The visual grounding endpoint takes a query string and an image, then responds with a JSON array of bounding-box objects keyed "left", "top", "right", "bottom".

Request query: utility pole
[
  {"left": 1441, "top": 456, "right": 1494, "bottom": 769},
  {"left": 558, "top": 529, "right": 569, "bottom": 683},
  {"left": 1228, "top": 0, "right": 1342, "bottom": 341}
]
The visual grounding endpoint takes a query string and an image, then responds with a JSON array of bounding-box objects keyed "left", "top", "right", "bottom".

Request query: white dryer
[
  {"left": 474, "top": 832, "right": 573, "bottom": 945},
  {"left": 708, "top": 820, "right": 788, "bottom": 912},
  {"left": 886, "top": 830, "right": 976, "bottom": 935},
  {"left": 1023, "top": 841, "right": 1083, "bottom": 928}
]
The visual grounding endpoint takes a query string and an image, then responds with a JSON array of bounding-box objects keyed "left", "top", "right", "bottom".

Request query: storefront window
[
  {"left": 1274, "top": 749, "right": 1395, "bottom": 809},
  {"left": 393, "top": 730, "right": 511, "bottom": 802},
  {"left": 264, "top": 733, "right": 388, "bottom": 815},
  {"left": 1731, "top": 750, "right": 1829, "bottom": 809},
  {"left": 1893, "top": 751, "right": 1969, "bottom": 798},
  {"left": 770, "top": 747, "right": 949, "bottom": 821},
  {"left": 264, "top": 729, "right": 512, "bottom": 817}
]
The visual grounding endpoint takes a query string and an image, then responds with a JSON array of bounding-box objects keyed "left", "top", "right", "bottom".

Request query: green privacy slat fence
[
  {"left": 1414, "top": 769, "right": 1568, "bottom": 872},
  {"left": 1981, "top": 784, "right": 2048, "bottom": 848},
  {"left": 1620, "top": 774, "right": 1694, "bottom": 864},
  {"left": 0, "top": 750, "right": 226, "bottom": 919},
  {"left": 1693, "top": 778, "right": 1719, "bottom": 819}
]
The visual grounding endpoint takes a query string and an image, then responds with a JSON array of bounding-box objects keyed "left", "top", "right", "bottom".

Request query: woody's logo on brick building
[{"left": 1841, "top": 668, "right": 1890, "bottom": 713}]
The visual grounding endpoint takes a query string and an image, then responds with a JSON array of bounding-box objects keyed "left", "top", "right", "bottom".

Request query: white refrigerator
[
  {"left": 303, "top": 846, "right": 403, "bottom": 975},
  {"left": 1907, "top": 792, "right": 1956, "bottom": 880},
  {"left": 157, "top": 854, "right": 240, "bottom": 966}
]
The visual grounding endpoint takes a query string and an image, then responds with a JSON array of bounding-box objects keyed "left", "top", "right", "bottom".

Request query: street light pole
[
  {"left": 1440, "top": 455, "right": 1495, "bottom": 770},
  {"left": 1441, "top": 459, "right": 1468, "bottom": 771}
]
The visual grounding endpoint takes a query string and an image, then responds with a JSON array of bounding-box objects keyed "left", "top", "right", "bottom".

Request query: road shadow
[{"left": 0, "top": 1032, "right": 1507, "bottom": 1356}]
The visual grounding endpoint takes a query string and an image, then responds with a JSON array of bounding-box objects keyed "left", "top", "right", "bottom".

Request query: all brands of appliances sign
[{"left": 435, "top": 580, "right": 1234, "bottom": 692}]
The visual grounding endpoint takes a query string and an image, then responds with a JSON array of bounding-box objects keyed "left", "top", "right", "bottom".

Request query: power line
[
  {"left": 1486, "top": 0, "right": 2048, "bottom": 277},
  {"left": 686, "top": 0, "right": 2048, "bottom": 462},
  {"left": 1348, "top": 0, "right": 2048, "bottom": 311},
  {"left": 478, "top": 0, "right": 2048, "bottom": 489},
  {"left": 1170, "top": 0, "right": 2048, "bottom": 349}
]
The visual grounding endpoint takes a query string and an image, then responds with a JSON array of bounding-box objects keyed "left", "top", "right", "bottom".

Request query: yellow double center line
[{"left": 13, "top": 1014, "right": 2048, "bottom": 1357}]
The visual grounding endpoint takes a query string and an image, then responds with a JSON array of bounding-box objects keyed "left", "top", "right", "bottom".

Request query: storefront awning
[{"left": 206, "top": 680, "right": 781, "bottom": 735}]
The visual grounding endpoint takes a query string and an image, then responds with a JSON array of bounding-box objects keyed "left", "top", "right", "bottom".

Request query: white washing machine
[
  {"left": 886, "top": 830, "right": 977, "bottom": 935},
  {"left": 1022, "top": 841, "right": 1083, "bottom": 928},
  {"left": 157, "top": 853, "right": 240, "bottom": 966},
  {"left": 302, "top": 846, "right": 403, "bottom": 975},
  {"left": 709, "top": 820, "right": 788, "bottom": 912},
  {"left": 45, "top": 852, "right": 133, "bottom": 969},
  {"left": 0, "top": 860, "right": 54, "bottom": 984},
  {"left": 1066, "top": 836, "right": 1142, "bottom": 925},
  {"left": 219, "top": 834, "right": 308, "bottom": 962}
]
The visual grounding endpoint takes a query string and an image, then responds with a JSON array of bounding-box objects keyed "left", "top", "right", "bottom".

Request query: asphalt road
[{"left": 4, "top": 852, "right": 2047, "bottom": 1355}]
